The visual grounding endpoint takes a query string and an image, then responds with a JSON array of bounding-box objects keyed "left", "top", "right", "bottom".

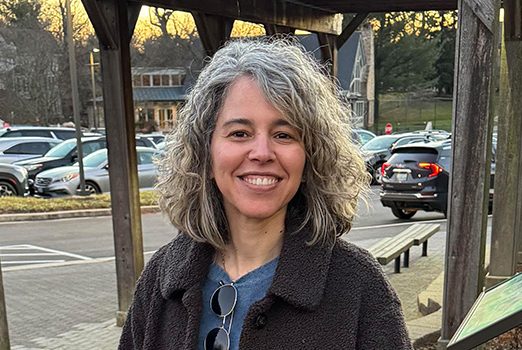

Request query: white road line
[
  {"left": 0, "top": 253, "right": 63, "bottom": 257},
  {"left": 23, "top": 244, "right": 93, "bottom": 260},
  {"left": 2, "top": 260, "right": 66, "bottom": 264},
  {"left": 0, "top": 245, "right": 35, "bottom": 250}
]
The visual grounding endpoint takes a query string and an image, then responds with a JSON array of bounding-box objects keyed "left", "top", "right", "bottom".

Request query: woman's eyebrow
[
  {"left": 221, "top": 118, "right": 252, "bottom": 128},
  {"left": 221, "top": 117, "right": 292, "bottom": 128}
]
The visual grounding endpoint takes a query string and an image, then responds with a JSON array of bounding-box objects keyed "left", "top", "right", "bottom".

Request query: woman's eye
[
  {"left": 275, "top": 132, "right": 293, "bottom": 140},
  {"left": 229, "top": 131, "right": 248, "bottom": 138}
]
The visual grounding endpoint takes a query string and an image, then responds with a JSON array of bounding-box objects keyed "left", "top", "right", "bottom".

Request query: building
[
  {"left": 299, "top": 26, "right": 375, "bottom": 128},
  {"left": 132, "top": 67, "right": 189, "bottom": 132}
]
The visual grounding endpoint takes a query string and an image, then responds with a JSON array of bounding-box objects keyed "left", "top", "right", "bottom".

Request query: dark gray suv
[{"left": 380, "top": 139, "right": 494, "bottom": 219}]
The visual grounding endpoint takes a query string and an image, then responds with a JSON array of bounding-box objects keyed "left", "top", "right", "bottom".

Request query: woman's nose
[{"left": 248, "top": 135, "right": 275, "bottom": 162}]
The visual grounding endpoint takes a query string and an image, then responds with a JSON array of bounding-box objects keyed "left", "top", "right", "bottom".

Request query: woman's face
[{"left": 210, "top": 76, "right": 306, "bottom": 223}]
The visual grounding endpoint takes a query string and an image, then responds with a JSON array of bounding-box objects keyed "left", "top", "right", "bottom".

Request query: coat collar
[{"left": 159, "top": 217, "right": 335, "bottom": 311}]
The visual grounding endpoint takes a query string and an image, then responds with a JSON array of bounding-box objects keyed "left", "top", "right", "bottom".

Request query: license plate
[{"left": 396, "top": 173, "right": 408, "bottom": 181}]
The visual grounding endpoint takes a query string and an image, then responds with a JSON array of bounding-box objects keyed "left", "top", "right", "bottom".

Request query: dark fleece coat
[{"left": 119, "top": 222, "right": 413, "bottom": 350}]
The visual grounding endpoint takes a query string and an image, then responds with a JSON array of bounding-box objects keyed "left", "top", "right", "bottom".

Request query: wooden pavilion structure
[{"left": 72, "top": 0, "right": 520, "bottom": 347}]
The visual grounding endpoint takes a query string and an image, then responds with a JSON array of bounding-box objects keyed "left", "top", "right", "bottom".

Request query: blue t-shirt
[{"left": 198, "top": 257, "right": 279, "bottom": 350}]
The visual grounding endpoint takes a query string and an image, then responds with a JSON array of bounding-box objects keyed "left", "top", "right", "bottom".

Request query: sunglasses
[{"left": 205, "top": 282, "right": 238, "bottom": 350}]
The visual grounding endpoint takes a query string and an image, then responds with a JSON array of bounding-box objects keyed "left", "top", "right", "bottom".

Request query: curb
[{"left": 0, "top": 206, "right": 160, "bottom": 222}]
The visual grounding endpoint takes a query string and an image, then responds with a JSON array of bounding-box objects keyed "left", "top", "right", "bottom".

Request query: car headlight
[
  {"left": 24, "top": 164, "right": 43, "bottom": 171},
  {"left": 60, "top": 173, "right": 79, "bottom": 182}
]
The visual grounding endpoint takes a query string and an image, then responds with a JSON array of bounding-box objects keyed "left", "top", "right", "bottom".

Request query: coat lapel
[{"left": 268, "top": 217, "right": 335, "bottom": 311}]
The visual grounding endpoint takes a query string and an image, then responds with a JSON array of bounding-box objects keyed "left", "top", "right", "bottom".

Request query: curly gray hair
[{"left": 156, "top": 38, "right": 369, "bottom": 249}]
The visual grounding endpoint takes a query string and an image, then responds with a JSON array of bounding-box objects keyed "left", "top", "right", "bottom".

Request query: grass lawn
[
  {"left": 0, "top": 191, "right": 159, "bottom": 214},
  {"left": 374, "top": 93, "right": 453, "bottom": 134}
]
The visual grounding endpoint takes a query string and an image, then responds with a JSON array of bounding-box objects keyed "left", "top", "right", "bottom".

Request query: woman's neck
[{"left": 220, "top": 214, "right": 285, "bottom": 281}]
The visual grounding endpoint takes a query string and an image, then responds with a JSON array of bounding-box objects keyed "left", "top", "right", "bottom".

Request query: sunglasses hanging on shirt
[{"left": 205, "top": 281, "right": 238, "bottom": 350}]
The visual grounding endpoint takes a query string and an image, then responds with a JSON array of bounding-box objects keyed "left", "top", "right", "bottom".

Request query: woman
[{"left": 119, "top": 39, "right": 412, "bottom": 350}]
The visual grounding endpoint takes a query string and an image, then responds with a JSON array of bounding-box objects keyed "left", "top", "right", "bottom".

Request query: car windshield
[
  {"left": 361, "top": 135, "right": 400, "bottom": 151},
  {"left": 45, "top": 139, "right": 76, "bottom": 157},
  {"left": 76, "top": 149, "right": 107, "bottom": 167}
]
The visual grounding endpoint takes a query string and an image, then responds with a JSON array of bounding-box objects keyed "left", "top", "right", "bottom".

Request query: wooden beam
[
  {"left": 128, "top": 3, "right": 142, "bottom": 37},
  {"left": 337, "top": 13, "right": 369, "bottom": 48},
  {"left": 264, "top": 24, "right": 295, "bottom": 36},
  {"left": 487, "top": 17, "right": 522, "bottom": 284},
  {"left": 192, "top": 12, "right": 233, "bottom": 57},
  {"left": 317, "top": 33, "right": 338, "bottom": 77},
  {"left": 133, "top": 0, "right": 342, "bottom": 34},
  {"left": 295, "top": 0, "right": 458, "bottom": 12},
  {"left": 95, "top": 0, "right": 144, "bottom": 326},
  {"left": 81, "top": 0, "right": 117, "bottom": 49},
  {"left": 504, "top": 0, "right": 522, "bottom": 40},
  {"left": 439, "top": 0, "right": 497, "bottom": 345},
  {"left": 463, "top": 0, "right": 495, "bottom": 32}
]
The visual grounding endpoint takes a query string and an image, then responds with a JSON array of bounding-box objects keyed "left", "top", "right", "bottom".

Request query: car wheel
[
  {"left": 372, "top": 164, "right": 383, "bottom": 184},
  {"left": 0, "top": 180, "right": 17, "bottom": 197},
  {"left": 391, "top": 207, "right": 417, "bottom": 219},
  {"left": 79, "top": 181, "right": 100, "bottom": 195}
]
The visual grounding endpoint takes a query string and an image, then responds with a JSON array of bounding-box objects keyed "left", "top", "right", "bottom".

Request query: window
[
  {"left": 161, "top": 75, "right": 170, "bottom": 86},
  {"left": 133, "top": 75, "right": 142, "bottom": 87},
  {"left": 167, "top": 109, "right": 174, "bottom": 128},
  {"left": 4, "top": 142, "right": 53, "bottom": 155},
  {"left": 171, "top": 74, "right": 182, "bottom": 86},
  {"left": 152, "top": 75, "right": 161, "bottom": 86},
  {"left": 138, "top": 151, "right": 154, "bottom": 165},
  {"left": 354, "top": 101, "right": 366, "bottom": 119},
  {"left": 53, "top": 130, "right": 76, "bottom": 140},
  {"left": 142, "top": 75, "right": 151, "bottom": 86},
  {"left": 82, "top": 141, "right": 106, "bottom": 155},
  {"left": 158, "top": 109, "right": 166, "bottom": 129},
  {"left": 21, "top": 130, "right": 52, "bottom": 138}
]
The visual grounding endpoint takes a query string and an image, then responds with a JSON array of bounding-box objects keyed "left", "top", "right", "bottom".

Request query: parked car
[
  {"left": 34, "top": 147, "right": 159, "bottom": 196},
  {"left": 361, "top": 131, "right": 450, "bottom": 184},
  {"left": 353, "top": 128, "right": 376, "bottom": 146},
  {"left": 379, "top": 139, "right": 494, "bottom": 219},
  {"left": 14, "top": 136, "right": 107, "bottom": 187},
  {"left": 0, "top": 163, "right": 29, "bottom": 196},
  {"left": 0, "top": 137, "right": 62, "bottom": 164},
  {"left": 0, "top": 126, "right": 80, "bottom": 140},
  {"left": 137, "top": 133, "right": 165, "bottom": 146}
]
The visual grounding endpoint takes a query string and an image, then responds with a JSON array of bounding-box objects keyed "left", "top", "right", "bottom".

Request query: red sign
[{"left": 384, "top": 123, "right": 393, "bottom": 135}]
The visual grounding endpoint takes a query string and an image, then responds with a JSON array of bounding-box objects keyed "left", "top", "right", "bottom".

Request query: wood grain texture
[
  {"left": 441, "top": 0, "right": 495, "bottom": 342},
  {"left": 98, "top": 0, "right": 144, "bottom": 326}
]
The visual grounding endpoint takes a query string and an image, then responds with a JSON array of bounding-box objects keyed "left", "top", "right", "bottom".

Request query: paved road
[{"left": 0, "top": 187, "right": 447, "bottom": 268}]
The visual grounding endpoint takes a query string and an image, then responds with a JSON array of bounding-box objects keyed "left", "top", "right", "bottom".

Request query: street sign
[{"left": 385, "top": 122, "right": 393, "bottom": 135}]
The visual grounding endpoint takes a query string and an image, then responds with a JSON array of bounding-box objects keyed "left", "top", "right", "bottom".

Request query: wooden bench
[{"left": 369, "top": 223, "right": 440, "bottom": 273}]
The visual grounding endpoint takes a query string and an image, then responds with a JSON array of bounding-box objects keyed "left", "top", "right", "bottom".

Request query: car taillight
[
  {"left": 418, "top": 162, "right": 443, "bottom": 177},
  {"left": 381, "top": 162, "right": 391, "bottom": 176}
]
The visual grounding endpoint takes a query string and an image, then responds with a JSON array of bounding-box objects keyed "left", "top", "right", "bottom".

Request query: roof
[
  {"left": 299, "top": 32, "right": 361, "bottom": 91},
  {"left": 133, "top": 86, "right": 187, "bottom": 102},
  {"left": 132, "top": 67, "right": 186, "bottom": 75}
]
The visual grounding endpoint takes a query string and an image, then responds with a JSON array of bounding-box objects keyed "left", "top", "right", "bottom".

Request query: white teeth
[{"left": 244, "top": 177, "right": 278, "bottom": 186}]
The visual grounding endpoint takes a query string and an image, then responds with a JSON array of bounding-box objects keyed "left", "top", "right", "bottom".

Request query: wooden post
[
  {"left": 81, "top": 0, "right": 144, "bottom": 326},
  {"left": 0, "top": 265, "right": 10, "bottom": 350},
  {"left": 439, "top": 0, "right": 497, "bottom": 346},
  {"left": 487, "top": 0, "right": 522, "bottom": 287}
]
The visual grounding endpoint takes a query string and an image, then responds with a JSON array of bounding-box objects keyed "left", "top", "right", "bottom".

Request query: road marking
[
  {"left": 2, "top": 260, "right": 66, "bottom": 264},
  {"left": 1, "top": 253, "right": 65, "bottom": 256},
  {"left": 20, "top": 245, "right": 93, "bottom": 260}
]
